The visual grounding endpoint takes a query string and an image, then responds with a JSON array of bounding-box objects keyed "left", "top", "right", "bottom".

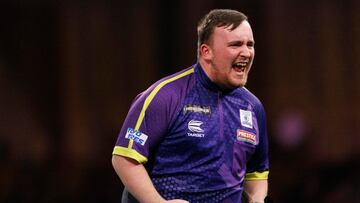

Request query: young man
[{"left": 112, "top": 9, "right": 269, "bottom": 203}]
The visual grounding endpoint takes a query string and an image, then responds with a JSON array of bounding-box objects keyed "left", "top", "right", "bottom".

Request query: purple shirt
[{"left": 113, "top": 63, "right": 269, "bottom": 202}]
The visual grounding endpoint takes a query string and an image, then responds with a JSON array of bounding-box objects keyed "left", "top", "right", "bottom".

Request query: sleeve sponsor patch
[
  {"left": 237, "top": 129, "right": 256, "bottom": 145},
  {"left": 125, "top": 128, "right": 148, "bottom": 146}
]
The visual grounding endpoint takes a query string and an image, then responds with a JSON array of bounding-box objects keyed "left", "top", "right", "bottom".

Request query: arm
[
  {"left": 243, "top": 180, "right": 268, "bottom": 203},
  {"left": 112, "top": 155, "right": 188, "bottom": 203}
]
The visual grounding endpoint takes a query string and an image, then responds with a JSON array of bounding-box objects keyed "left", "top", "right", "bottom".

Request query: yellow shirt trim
[
  {"left": 245, "top": 171, "right": 269, "bottom": 180},
  {"left": 113, "top": 146, "right": 148, "bottom": 163}
]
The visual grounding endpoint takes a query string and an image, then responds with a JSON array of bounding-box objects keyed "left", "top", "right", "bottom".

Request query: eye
[
  {"left": 229, "top": 42, "right": 241, "bottom": 47},
  {"left": 247, "top": 41, "right": 255, "bottom": 48}
]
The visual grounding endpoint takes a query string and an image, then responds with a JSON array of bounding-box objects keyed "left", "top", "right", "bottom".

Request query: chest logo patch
[
  {"left": 187, "top": 120, "right": 205, "bottom": 138},
  {"left": 125, "top": 128, "right": 148, "bottom": 146},
  {"left": 240, "top": 109, "right": 253, "bottom": 129},
  {"left": 183, "top": 105, "right": 211, "bottom": 115},
  {"left": 237, "top": 129, "right": 256, "bottom": 145}
]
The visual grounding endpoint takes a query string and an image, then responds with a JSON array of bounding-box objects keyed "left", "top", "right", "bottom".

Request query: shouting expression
[{"left": 201, "top": 20, "right": 255, "bottom": 89}]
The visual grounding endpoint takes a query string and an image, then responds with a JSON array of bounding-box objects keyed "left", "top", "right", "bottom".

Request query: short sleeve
[{"left": 112, "top": 86, "right": 176, "bottom": 164}]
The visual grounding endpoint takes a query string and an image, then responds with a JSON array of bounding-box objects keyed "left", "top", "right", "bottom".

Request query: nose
[{"left": 240, "top": 45, "right": 251, "bottom": 58}]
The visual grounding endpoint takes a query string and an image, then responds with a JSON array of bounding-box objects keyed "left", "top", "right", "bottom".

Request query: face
[{"left": 201, "top": 20, "right": 255, "bottom": 89}]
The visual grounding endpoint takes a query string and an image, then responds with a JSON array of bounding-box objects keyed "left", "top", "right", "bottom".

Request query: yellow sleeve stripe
[
  {"left": 245, "top": 171, "right": 269, "bottom": 180},
  {"left": 127, "top": 68, "right": 195, "bottom": 149},
  {"left": 113, "top": 146, "right": 148, "bottom": 163}
]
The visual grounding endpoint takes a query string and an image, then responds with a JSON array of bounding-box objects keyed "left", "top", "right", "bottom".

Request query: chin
[
  {"left": 237, "top": 84, "right": 246, "bottom": 88},
  {"left": 231, "top": 79, "right": 247, "bottom": 88}
]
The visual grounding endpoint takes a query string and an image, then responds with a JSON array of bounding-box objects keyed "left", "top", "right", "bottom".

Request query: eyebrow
[{"left": 228, "top": 39, "right": 255, "bottom": 45}]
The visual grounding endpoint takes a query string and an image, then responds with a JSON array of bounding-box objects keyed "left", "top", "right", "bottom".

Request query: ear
[{"left": 199, "top": 44, "right": 212, "bottom": 60}]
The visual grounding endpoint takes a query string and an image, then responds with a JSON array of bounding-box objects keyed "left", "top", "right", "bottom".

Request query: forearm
[
  {"left": 112, "top": 155, "right": 164, "bottom": 203},
  {"left": 243, "top": 180, "right": 268, "bottom": 203}
]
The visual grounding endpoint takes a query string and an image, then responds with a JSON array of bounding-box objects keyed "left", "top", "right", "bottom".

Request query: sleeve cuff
[
  {"left": 112, "top": 146, "right": 148, "bottom": 163},
  {"left": 245, "top": 170, "right": 269, "bottom": 180}
]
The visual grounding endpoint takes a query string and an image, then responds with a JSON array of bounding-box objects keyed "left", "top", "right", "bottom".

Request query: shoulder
[
  {"left": 150, "top": 66, "right": 195, "bottom": 96},
  {"left": 136, "top": 66, "right": 196, "bottom": 107},
  {"left": 238, "top": 87, "right": 263, "bottom": 107},
  {"left": 236, "top": 87, "right": 267, "bottom": 119}
]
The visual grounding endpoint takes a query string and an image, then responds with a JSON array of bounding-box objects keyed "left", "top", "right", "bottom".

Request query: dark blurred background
[{"left": 1, "top": 0, "right": 360, "bottom": 202}]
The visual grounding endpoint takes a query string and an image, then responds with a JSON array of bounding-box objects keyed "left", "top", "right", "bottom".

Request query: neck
[
  {"left": 198, "top": 59, "right": 234, "bottom": 92},
  {"left": 198, "top": 58, "right": 214, "bottom": 82}
]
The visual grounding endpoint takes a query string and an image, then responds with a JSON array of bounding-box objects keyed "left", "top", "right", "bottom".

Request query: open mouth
[{"left": 232, "top": 61, "right": 248, "bottom": 72}]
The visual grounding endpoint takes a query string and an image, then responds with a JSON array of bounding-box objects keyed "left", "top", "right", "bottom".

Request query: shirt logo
[
  {"left": 188, "top": 120, "right": 204, "bottom": 132},
  {"left": 183, "top": 105, "right": 211, "bottom": 115},
  {"left": 237, "top": 129, "right": 256, "bottom": 144},
  {"left": 187, "top": 120, "right": 205, "bottom": 138},
  {"left": 240, "top": 109, "right": 253, "bottom": 129},
  {"left": 125, "top": 128, "right": 148, "bottom": 146}
]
